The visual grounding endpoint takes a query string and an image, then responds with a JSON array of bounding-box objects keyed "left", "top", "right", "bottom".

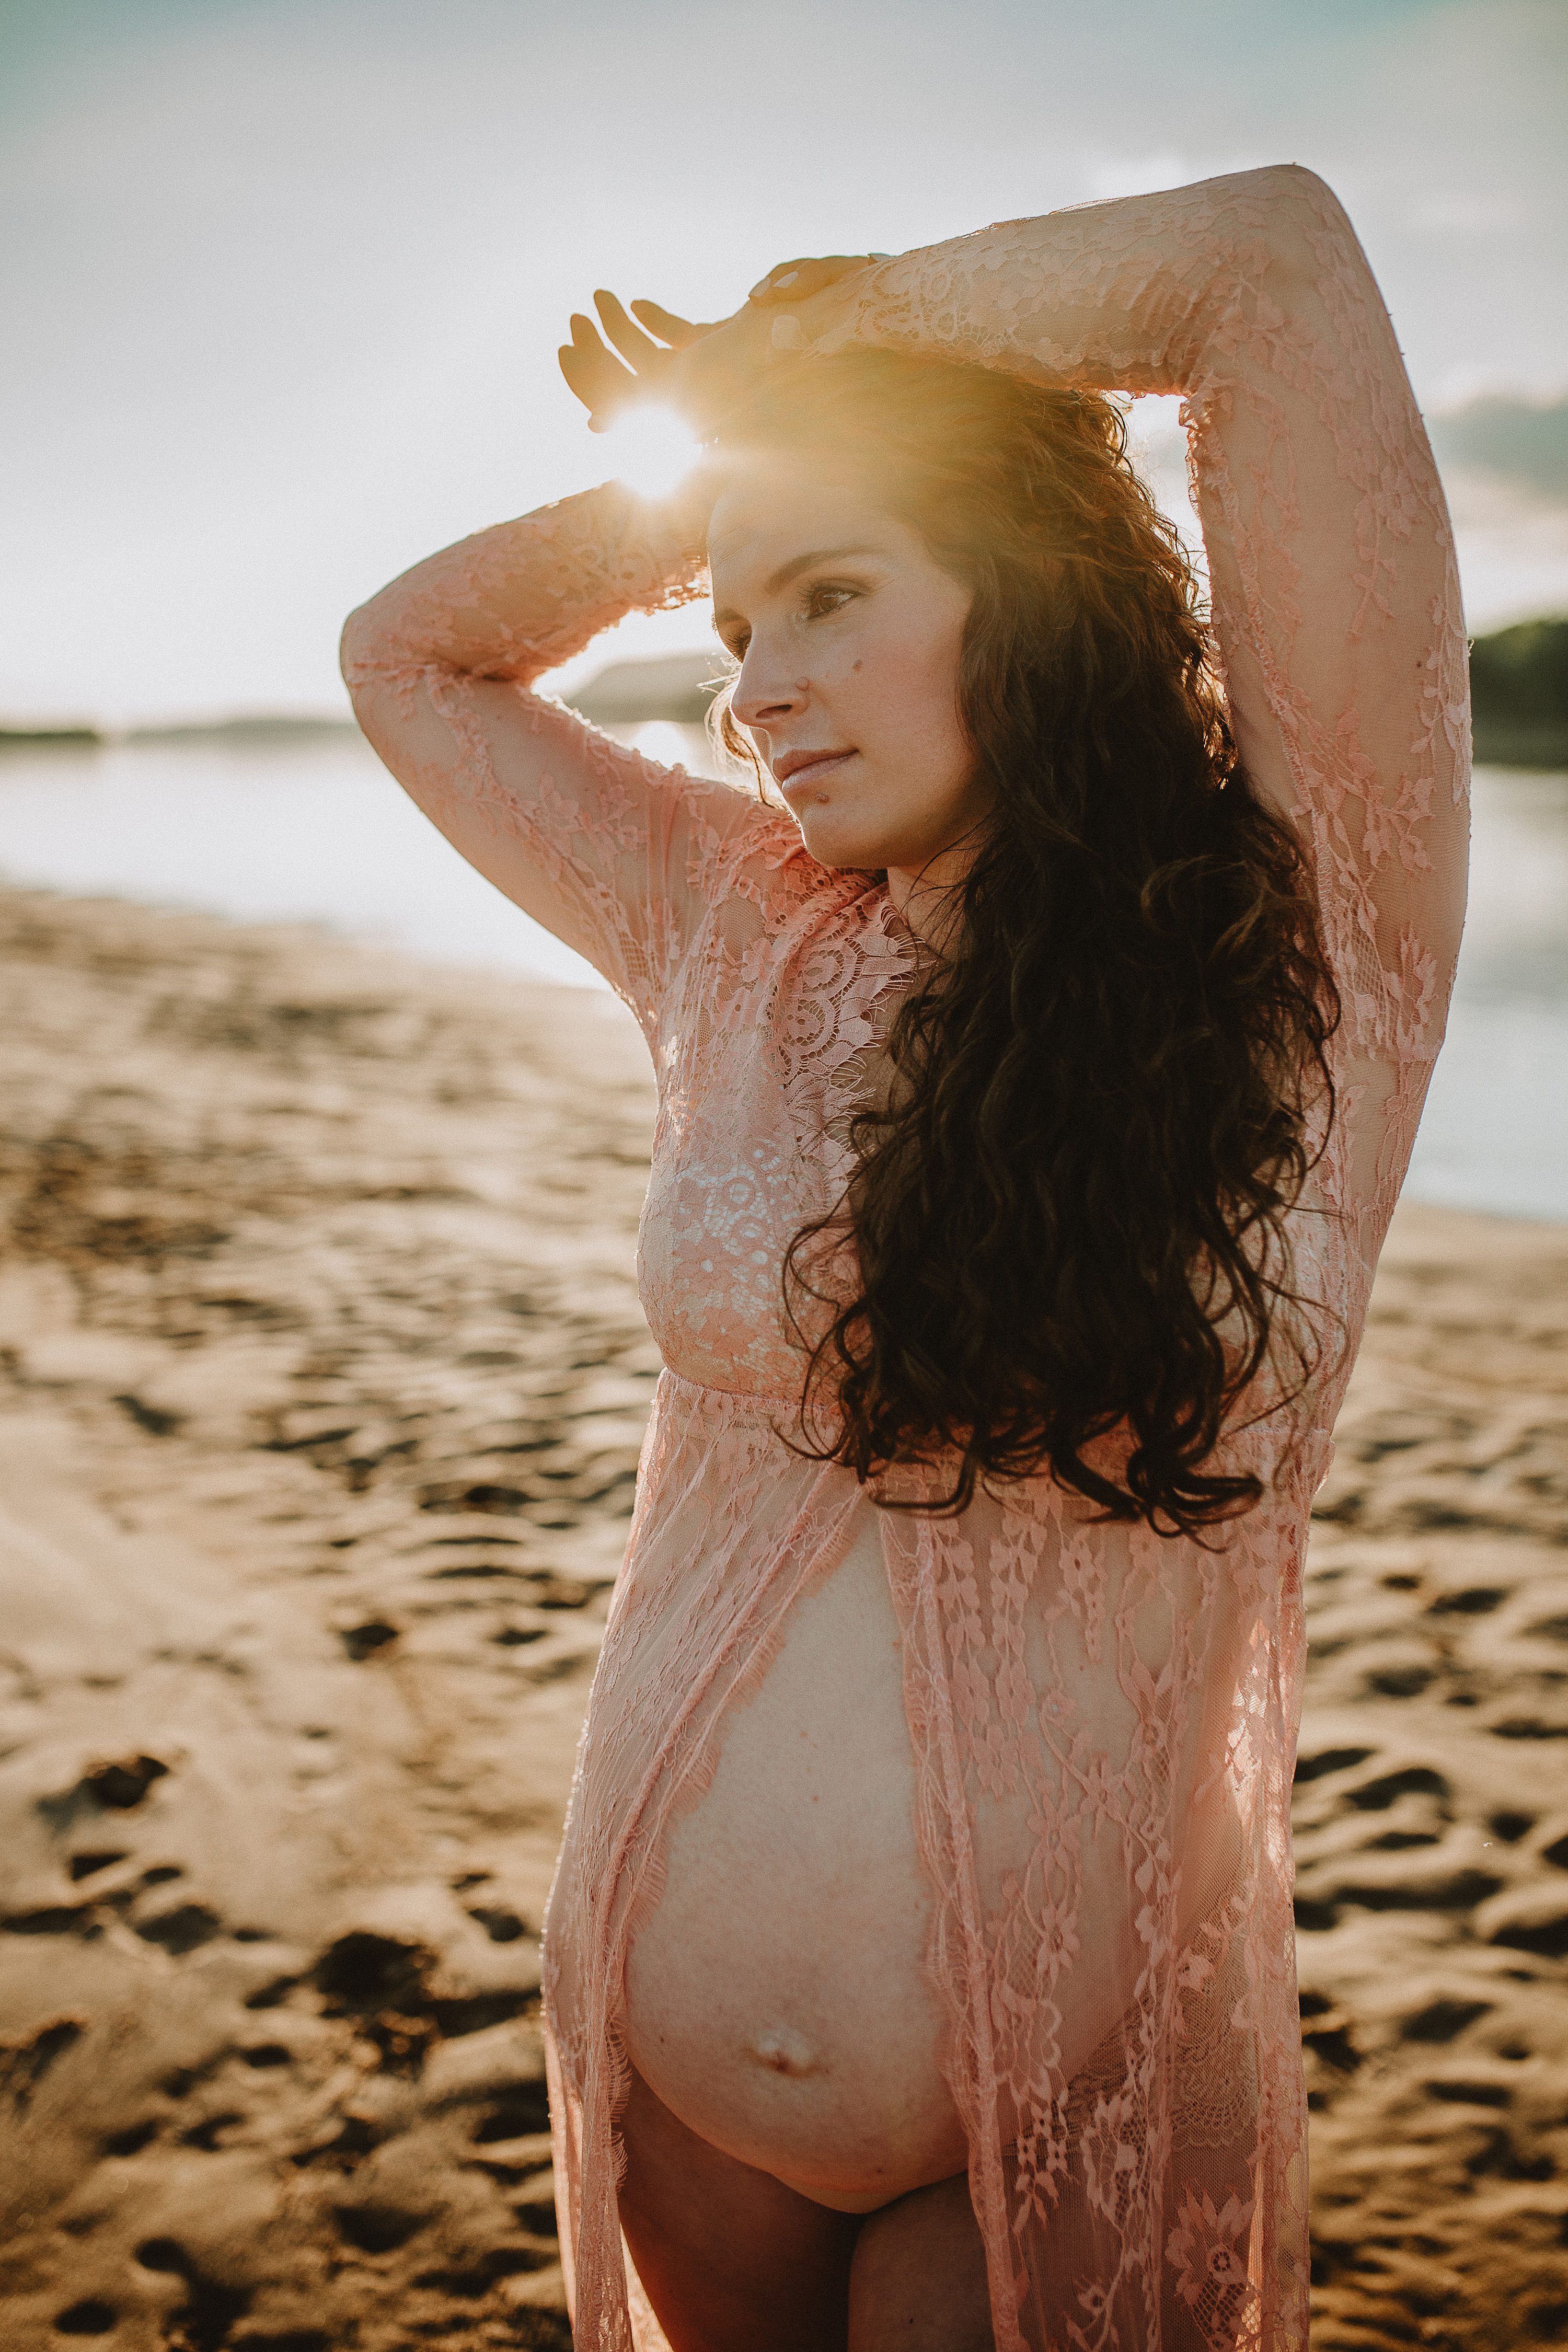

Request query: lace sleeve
[
  {"left": 810, "top": 164, "right": 1470, "bottom": 1242},
  {"left": 341, "top": 478, "right": 754, "bottom": 1030}
]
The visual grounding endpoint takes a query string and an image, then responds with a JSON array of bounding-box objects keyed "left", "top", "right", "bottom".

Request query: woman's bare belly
[
  {"left": 621, "top": 1515, "right": 967, "bottom": 2213},
  {"left": 619, "top": 1503, "right": 1243, "bottom": 2218}
]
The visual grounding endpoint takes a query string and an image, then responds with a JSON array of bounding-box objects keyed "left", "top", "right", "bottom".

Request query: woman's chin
[{"left": 791, "top": 813, "right": 890, "bottom": 873}]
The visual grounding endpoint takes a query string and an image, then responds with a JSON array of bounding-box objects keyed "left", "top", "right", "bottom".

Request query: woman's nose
[{"left": 730, "top": 645, "right": 807, "bottom": 732}]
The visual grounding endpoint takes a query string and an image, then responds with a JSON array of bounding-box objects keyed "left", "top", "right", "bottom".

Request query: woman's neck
[{"left": 884, "top": 848, "right": 973, "bottom": 953}]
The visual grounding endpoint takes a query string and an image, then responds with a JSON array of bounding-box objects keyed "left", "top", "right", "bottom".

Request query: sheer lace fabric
[{"left": 343, "top": 165, "right": 1468, "bottom": 2351}]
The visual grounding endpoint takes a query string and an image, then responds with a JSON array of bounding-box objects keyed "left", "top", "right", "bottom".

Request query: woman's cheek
[{"left": 847, "top": 628, "right": 937, "bottom": 730}]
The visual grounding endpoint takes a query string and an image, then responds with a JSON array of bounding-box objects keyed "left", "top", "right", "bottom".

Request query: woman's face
[{"left": 707, "top": 459, "right": 989, "bottom": 905}]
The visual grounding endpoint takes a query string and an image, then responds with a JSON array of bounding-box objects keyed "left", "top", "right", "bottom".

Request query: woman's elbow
[
  {"left": 1227, "top": 163, "right": 1361, "bottom": 315},
  {"left": 1240, "top": 160, "right": 1340, "bottom": 217},
  {"left": 1253, "top": 163, "right": 1356, "bottom": 261},
  {"left": 339, "top": 599, "right": 386, "bottom": 699}
]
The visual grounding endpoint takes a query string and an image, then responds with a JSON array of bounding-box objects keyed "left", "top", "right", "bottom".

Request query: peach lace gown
[{"left": 343, "top": 166, "right": 1468, "bottom": 2352}]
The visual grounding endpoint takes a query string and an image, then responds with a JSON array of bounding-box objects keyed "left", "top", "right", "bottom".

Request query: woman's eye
[{"left": 803, "top": 583, "right": 858, "bottom": 621}]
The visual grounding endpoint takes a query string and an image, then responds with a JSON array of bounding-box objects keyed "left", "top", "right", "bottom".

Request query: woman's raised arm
[
  {"left": 341, "top": 476, "right": 742, "bottom": 1024},
  {"left": 796, "top": 166, "right": 1469, "bottom": 1240}
]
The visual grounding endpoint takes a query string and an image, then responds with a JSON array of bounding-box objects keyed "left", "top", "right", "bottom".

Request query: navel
[{"left": 747, "top": 2024, "right": 822, "bottom": 2078}]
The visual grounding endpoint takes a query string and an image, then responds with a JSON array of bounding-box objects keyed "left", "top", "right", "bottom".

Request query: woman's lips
[{"left": 775, "top": 751, "right": 856, "bottom": 796}]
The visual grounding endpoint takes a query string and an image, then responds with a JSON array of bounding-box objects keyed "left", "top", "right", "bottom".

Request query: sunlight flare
[{"left": 604, "top": 405, "right": 701, "bottom": 502}]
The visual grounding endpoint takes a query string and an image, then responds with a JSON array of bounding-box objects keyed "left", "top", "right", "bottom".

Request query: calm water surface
[{"left": 2, "top": 729, "right": 1564, "bottom": 1221}]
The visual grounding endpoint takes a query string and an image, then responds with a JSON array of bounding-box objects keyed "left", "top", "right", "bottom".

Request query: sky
[{"left": 2, "top": 0, "right": 1565, "bottom": 725}]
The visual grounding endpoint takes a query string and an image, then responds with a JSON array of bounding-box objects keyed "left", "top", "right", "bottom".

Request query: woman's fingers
[
  {"left": 559, "top": 268, "right": 808, "bottom": 430},
  {"left": 592, "top": 289, "right": 668, "bottom": 374},
  {"left": 558, "top": 312, "right": 639, "bottom": 425},
  {"left": 747, "top": 256, "right": 817, "bottom": 300},
  {"left": 659, "top": 302, "right": 778, "bottom": 431},
  {"left": 559, "top": 253, "right": 886, "bottom": 423},
  {"left": 559, "top": 315, "right": 619, "bottom": 408},
  {"left": 629, "top": 298, "right": 712, "bottom": 351},
  {"left": 556, "top": 331, "right": 598, "bottom": 413},
  {"left": 747, "top": 253, "right": 886, "bottom": 304}
]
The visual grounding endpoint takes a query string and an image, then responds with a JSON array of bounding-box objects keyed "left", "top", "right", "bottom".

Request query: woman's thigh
[
  {"left": 848, "top": 2172, "right": 995, "bottom": 2352},
  {"left": 616, "top": 2063, "right": 858, "bottom": 2352},
  {"left": 615, "top": 2066, "right": 994, "bottom": 2352}
]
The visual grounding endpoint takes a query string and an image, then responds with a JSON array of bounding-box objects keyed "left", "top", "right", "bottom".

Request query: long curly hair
[{"left": 708, "top": 349, "right": 1340, "bottom": 1536}]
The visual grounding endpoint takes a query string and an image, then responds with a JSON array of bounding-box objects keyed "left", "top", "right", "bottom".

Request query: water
[
  {"left": 1410, "top": 765, "right": 1568, "bottom": 1221},
  {"left": 1, "top": 730, "right": 1564, "bottom": 1221},
  {"left": 0, "top": 724, "right": 650, "bottom": 993}
]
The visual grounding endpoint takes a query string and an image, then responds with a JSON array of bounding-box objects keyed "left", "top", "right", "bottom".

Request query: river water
[{"left": 2, "top": 726, "right": 1564, "bottom": 1221}]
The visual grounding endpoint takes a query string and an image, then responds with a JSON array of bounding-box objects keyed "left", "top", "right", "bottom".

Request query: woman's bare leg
[
  {"left": 848, "top": 2171, "right": 995, "bottom": 2352},
  {"left": 616, "top": 2068, "right": 992, "bottom": 2351},
  {"left": 616, "top": 2063, "right": 859, "bottom": 2352}
]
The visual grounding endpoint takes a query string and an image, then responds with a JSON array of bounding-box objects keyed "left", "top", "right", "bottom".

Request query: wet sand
[{"left": 0, "top": 885, "right": 1564, "bottom": 2351}]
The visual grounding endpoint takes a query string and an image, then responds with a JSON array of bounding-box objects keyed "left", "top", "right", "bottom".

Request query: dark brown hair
[{"left": 709, "top": 350, "right": 1339, "bottom": 1535}]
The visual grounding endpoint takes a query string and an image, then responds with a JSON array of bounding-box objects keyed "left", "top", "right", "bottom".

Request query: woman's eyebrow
[
  {"left": 712, "top": 546, "right": 886, "bottom": 637},
  {"left": 764, "top": 545, "right": 882, "bottom": 594}
]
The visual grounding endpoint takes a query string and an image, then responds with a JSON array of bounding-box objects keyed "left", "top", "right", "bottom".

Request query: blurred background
[{"left": 2, "top": 0, "right": 1565, "bottom": 1209}]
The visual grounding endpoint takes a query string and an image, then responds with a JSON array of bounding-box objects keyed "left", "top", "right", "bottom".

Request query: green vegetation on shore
[
  {"left": 1470, "top": 617, "right": 1568, "bottom": 769},
  {"left": 0, "top": 714, "right": 359, "bottom": 753},
  {"left": 0, "top": 725, "right": 103, "bottom": 749}
]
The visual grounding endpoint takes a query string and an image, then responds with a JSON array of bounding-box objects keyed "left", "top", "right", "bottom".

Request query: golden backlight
[{"left": 604, "top": 404, "right": 702, "bottom": 502}]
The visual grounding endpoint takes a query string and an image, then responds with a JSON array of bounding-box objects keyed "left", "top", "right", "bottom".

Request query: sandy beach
[{"left": 1, "top": 884, "right": 1566, "bottom": 2352}]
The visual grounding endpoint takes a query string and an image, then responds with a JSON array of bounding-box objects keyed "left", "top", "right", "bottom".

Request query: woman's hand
[
  {"left": 744, "top": 253, "right": 888, "bottom": 306},
  {"left": 557, "top": 254, "right": 889, "bottom": 433},
  {"left": 558, "top": 293, "right": 723, "bottom": 432}
]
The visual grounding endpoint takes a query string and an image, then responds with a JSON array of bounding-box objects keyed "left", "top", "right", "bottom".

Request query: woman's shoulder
[
  {"left": 656, "top": 760, "right": 874, "bottom": 926},
  {"left": 657, "top": 777, "right": 899, "bottom": 1024}
]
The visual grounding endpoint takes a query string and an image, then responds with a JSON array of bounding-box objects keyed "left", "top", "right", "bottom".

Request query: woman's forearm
[
  {"left": 336, "top": 468, "right": 732, "bottom": 1022},
  {"left": 814, "top": 163, "right": 1339, "bottom": 405},
  {"left": 340, "top": 476, "right": 710, "bottom": 695}
]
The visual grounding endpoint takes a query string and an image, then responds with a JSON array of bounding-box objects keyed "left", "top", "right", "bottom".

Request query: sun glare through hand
[{"left": 604, "top": 405, "right": 701, "bottom": 502}]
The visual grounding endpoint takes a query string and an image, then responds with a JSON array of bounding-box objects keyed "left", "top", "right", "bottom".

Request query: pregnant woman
[{"left": 342, "top": 166, "right": 1467, "bottom": 2352}]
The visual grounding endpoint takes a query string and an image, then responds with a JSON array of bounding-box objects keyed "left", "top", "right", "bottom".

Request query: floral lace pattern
[{"left": 343, "top": 164, "right": 1468, "bottom": 2351}]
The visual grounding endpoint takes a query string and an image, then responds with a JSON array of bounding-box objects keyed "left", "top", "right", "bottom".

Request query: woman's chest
[
  {"left": 637, "top": 906, "right": 907, "bottom": 1391},
  {"left": 636, "top": 1063, "right": 832, "bottom": 1392}
]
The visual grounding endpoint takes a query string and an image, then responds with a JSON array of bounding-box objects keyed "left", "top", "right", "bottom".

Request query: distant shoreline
[
  {"left": 9, "top": 717, "right": 1566, "bottom": 773},
  {"left": 0, "top": 714, "right": 362, "bottom": 752},
  {"left": 4, "top": 615, "right": 1564, "bottom": 766}
]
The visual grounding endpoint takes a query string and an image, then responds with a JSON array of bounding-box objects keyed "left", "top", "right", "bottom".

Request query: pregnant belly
[
  {"left": 621, "top": 1514, "right": 967, "bottom": 2214},
  {"left": 616, "top": 1503, "right": 1247, "bottom": 2217}
]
